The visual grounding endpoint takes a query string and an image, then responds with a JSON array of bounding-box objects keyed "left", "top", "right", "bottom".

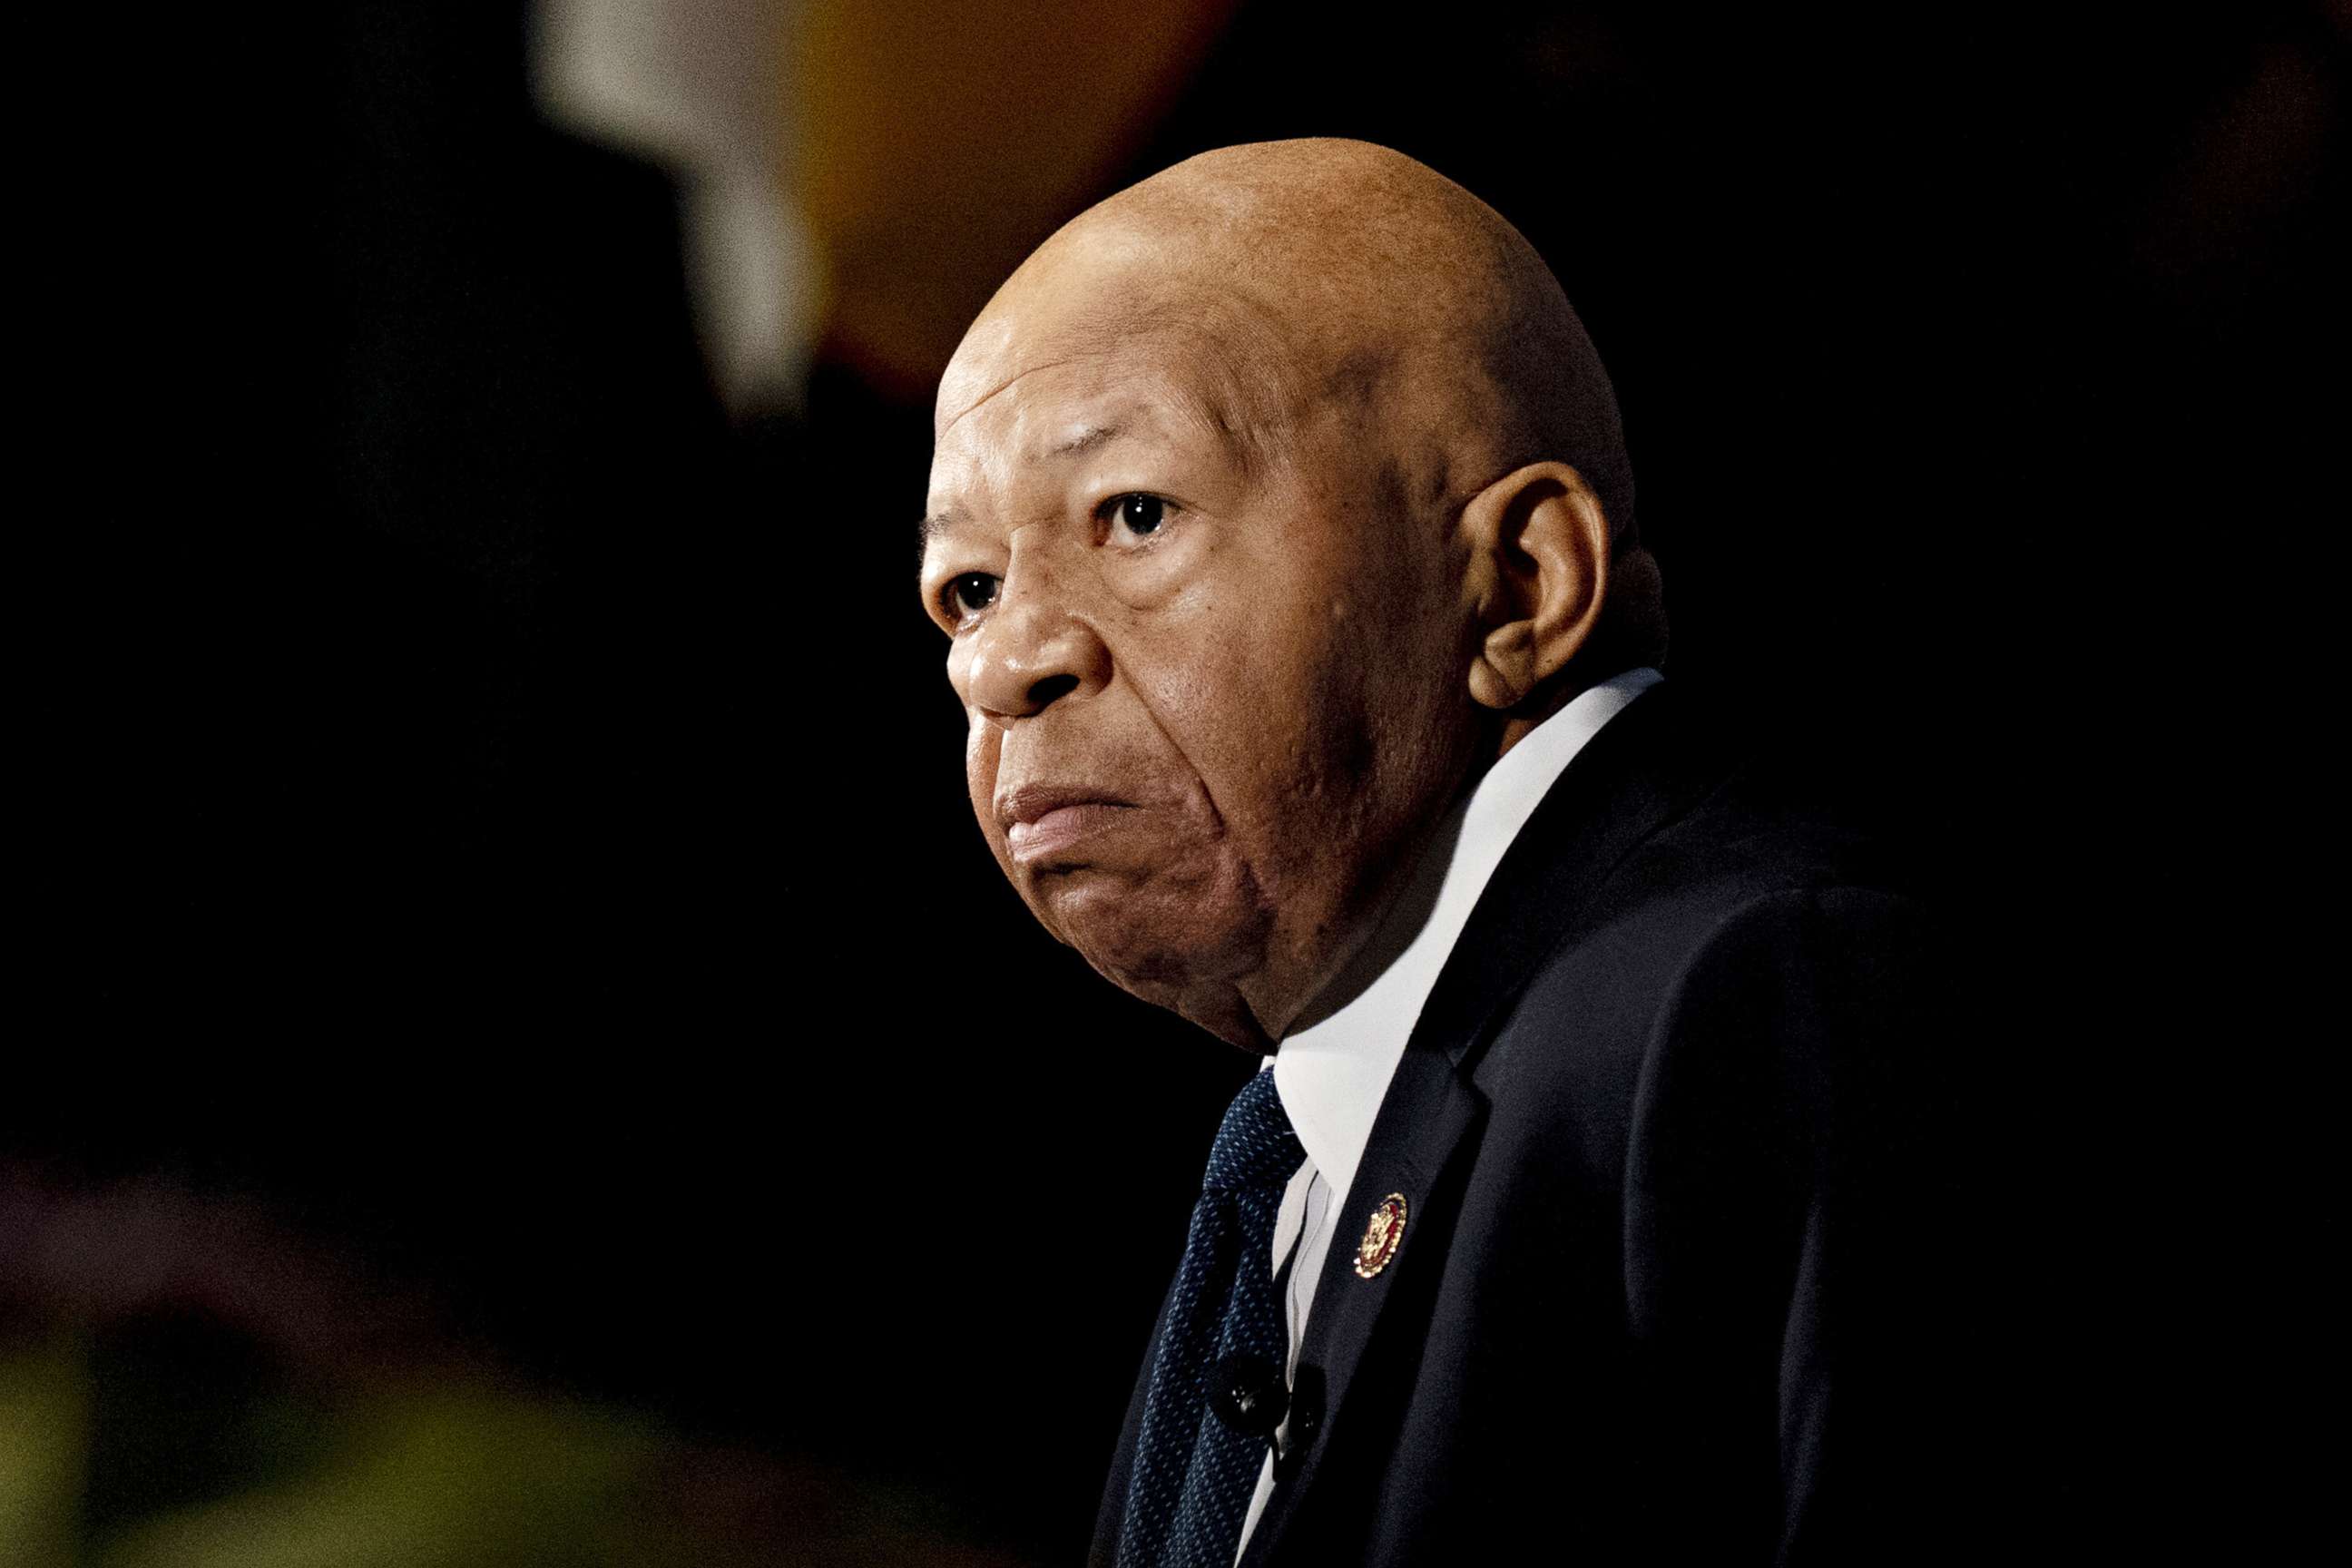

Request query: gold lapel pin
[{"left": 1354, "top": 1192, "right": 1408, "bottom": 1279}]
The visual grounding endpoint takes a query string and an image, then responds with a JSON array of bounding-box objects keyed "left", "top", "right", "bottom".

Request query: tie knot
[{"left": 1203, "top": 1068, "right": 1303, "bottom": 1195}]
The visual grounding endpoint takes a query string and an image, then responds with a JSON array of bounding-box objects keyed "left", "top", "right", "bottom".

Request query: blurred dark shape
[
  {"left": 0, "top": 1178, "right": 1033, "bottom": 1566},
  {"left": 795, "top": 0, "right": 1241, "bottom": 396}
]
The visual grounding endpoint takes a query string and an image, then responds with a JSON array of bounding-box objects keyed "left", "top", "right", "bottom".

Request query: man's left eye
[
  {"left": 1111, "top": 494, "right": 1165, "bottom": 538},
  {"left": 944, "top": 572, "right": 999, "bottom": 621}
]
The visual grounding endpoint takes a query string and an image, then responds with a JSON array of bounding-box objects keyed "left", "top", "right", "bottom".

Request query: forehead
[
  {"left": 936, "top": 342, "right": 1227, "bottom": 460},
  {"left": 925, "top": 318, "right": 1282, "bottom": 519}
]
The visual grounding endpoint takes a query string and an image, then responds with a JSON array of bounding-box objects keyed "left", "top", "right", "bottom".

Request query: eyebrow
[
  {"left": 1051, "top": 422, "right": 1126, "bottom": 457},
  {"left": 917, "top": 508, "right": 960, "bottom": 553},
  {"left": 917, "top": 395, "right": 1262, "bottom": 554},
  {"left": 917, "top": 424, "right": 1132, "bottom": 552}
]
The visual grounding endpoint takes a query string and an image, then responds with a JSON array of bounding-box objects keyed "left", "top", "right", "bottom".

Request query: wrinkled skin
[{"left": 917, "top": 140, "right": 1661, "bottom": 1051}]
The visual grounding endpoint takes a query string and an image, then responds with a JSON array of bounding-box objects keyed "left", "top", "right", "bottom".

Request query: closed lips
[{"left": 1000, "top": 793, "right": 1137, "bottom": 862}]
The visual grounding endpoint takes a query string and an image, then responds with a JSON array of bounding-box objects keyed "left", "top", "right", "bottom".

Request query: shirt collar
[{"left": 1272, "top": 667, "right": 1663, "bottom": 1200}]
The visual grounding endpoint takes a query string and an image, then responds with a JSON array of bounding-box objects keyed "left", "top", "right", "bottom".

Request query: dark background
[{"left": 17, "top": 1, "right": 2340, "bottom": 1560}]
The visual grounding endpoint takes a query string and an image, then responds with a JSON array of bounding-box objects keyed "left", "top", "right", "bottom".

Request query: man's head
[{"left": 918, "top": 139, "right": 1664, "bottom": 1051}]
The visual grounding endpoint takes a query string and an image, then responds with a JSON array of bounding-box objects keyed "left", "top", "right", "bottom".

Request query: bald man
[{"left": 919, "top": 141, "right": 1960, "bottom": 1566}]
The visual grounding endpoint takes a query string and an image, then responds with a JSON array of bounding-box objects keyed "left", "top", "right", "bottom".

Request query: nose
[{"left": 962, "top": 551, "right": 1112, "bottom": 728}]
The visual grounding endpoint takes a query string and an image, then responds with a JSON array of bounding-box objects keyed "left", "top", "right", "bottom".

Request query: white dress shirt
[{"left": 1233, "top": 667, "right": 1663, "bottom": 1559}]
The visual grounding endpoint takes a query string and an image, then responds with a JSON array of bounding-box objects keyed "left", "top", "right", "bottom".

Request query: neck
[
  {"left": 1493, "top": 667, "right": 1594, "bottom": 761},
  {"left": 1282, "top": 789, "right": 1473, "bottom": 1037},
  {"left": 1211, "top": 675, "right": 1629, "bottom": 1052}
]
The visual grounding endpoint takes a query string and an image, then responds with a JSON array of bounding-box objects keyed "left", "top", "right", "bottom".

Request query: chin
[
  {"left": 1101, "top": 964, "right": 1275, "bottom": 1054},
  {"left": 1053, "top": 893, "right": 1278, "bottom": 1050},
  {"left": 1032, "top": 844, "right": 1266, "bottom": 958}
]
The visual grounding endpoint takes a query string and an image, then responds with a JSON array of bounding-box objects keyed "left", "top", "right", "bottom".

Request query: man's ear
[{"left": 1459, "top": 461, "right": 1612, "bottom": 711}]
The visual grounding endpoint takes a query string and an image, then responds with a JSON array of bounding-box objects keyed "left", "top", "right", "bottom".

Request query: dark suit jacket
[{"left": 1091, "top": 683, "right": 1984, "bottom": 1565}]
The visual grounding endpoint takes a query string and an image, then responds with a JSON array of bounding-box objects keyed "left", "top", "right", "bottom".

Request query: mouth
[{"left": 998, "top": 788, "right": 1139, "bottom": 867}]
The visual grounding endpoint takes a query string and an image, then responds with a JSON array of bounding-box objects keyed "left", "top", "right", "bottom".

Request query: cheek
[
  {"left": 1098, "top": 528, "right": 1205, "bottom": 612},
  {"left": 964, "top": 717, "right": 1003, "bottom": 827},
  {"left": 1169, "top": 564, "right": 1460, "bottom": 858},
  {"left": 1140, "top": 598, "right": 1373, "bottom": 840}
]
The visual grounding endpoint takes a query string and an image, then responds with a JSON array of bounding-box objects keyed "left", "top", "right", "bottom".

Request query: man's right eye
[{"left": 944, "top": 572, "right": 1000, "bottom": 622}]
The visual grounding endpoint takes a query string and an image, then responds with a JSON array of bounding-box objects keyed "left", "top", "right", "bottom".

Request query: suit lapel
[
  {"left": 1237, "top": 683, "right": 1729, "bottom": 1563},
  {"left": 1414, "top": 682, "right": 1726, "bottom": 1071},
  {"left": 1235, "top": 1044, "right": 1485, "bottom": 1567}
]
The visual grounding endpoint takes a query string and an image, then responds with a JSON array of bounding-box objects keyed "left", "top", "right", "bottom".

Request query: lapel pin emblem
[{"left": 1355, "top": 1192, "right": 1408, "bottom": 1279}]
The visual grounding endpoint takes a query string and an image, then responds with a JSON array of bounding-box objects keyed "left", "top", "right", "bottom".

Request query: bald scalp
[
  {"left": 928, "top": 141, "right": 1668, "bottom": 1047},
  {"left": 948, "top": 138, "right": 1637, "bottom": 548}
]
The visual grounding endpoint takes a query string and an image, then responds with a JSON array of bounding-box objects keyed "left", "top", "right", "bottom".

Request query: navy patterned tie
[{"left": 1119, "top": 1067, "right": 1306, "bottom": 1567}]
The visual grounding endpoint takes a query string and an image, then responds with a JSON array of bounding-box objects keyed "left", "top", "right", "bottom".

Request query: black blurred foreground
[{"left": 0, "top": 1180, "right": 1028, "bottom": 1566}]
